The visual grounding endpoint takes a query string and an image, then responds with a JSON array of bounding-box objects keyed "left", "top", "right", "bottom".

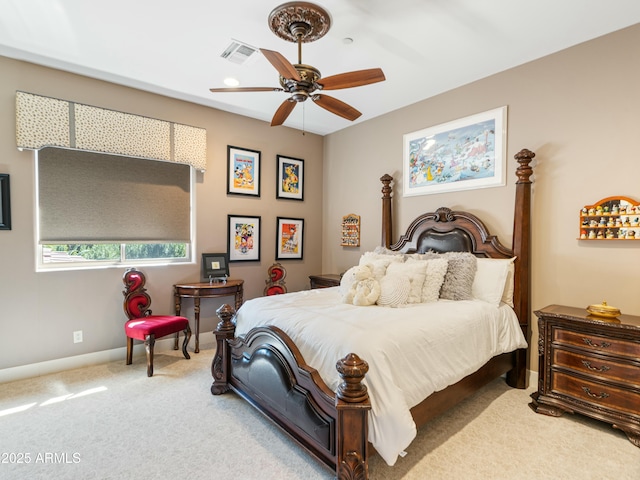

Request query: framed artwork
[
  {"left": 403, "top": 106, "right": 507, "bottom": 196},
  {"left": 227, "top": 145, "right": 261, "bottom": 197},
  {"left": 276, "top": 217, "right": 304, "bottom": 260},
  {"left": 201, "top": 252, "right": 229, "bottom": 282},
  {"left": 228, "top": 215, "right": 261, "bottom": 262},
  {"left": 0, "top": 174, "right": 11, "bottom": 230},
  {"left": 276, "top": 155, "right": 304, "bottom": 201}
]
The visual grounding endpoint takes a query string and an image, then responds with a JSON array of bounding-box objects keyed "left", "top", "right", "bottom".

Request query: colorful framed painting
[
  {"left": 276, "top": 217, "right": 304, "bottom": 260},
  {"left": 228, "top": 215, "right": 261, "bottom": 262},
  {"left": 227, "top": 145, "right": 261, "bottom": 197},
  {"left": 403, "top": 106, "right": 507, "bottom": 196},
  {"left": 276, "top": 155, "right": 304, "bottom": 201}
]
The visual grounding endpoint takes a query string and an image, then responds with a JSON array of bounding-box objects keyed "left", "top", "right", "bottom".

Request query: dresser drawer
[
  {"left": 551, "top": 370, "right": 640, "bottom": 417},
  {"left": 552, "top": 348, "right": 640, "bottom": 387},
  {"left": 553, "top": 327, "right": 640, "bottom": 361}
]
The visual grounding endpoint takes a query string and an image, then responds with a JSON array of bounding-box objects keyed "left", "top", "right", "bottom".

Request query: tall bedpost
[
  {"left": 335, "top": 353, "right": 371, "bottom": 480},
  {"left": 211, "top": 304, "right": 236, "bottom": 395},
  {"left": 380, "top": 174, "right": 393, "bottom": 248},
  {"left": 508, "top": 148, "right": 535, "bottom": 389}
]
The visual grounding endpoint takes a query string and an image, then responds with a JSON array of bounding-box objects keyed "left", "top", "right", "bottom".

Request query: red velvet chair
[
  {"left": 264, "top": 263, "right": 287, "bottom": 295},
  {"left": 122, "top": 268, "right": 191, "bottom": 377}
]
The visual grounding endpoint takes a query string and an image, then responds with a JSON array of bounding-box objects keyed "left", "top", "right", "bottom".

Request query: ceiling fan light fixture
[{"left": 268, "top": 2, "right": 331, "bottom": 43}]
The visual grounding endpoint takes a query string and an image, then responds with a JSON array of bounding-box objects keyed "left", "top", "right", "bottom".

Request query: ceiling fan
[{"left": 209, "top": 1, "right": 386, "bottom": 127}]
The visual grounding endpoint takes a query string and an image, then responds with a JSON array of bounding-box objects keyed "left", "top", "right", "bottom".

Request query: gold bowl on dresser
[{"left": 586, "top": 301, "right": 621, "bottom": 319}]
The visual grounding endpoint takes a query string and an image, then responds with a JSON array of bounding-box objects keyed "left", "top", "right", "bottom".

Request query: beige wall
[
  {"left": 2, "top": 24, "right": 639, "bottom": 377},
  {"left": 323, "top": 24, "right": 640, "bottom": 373},
  {"left": 0, "top": 56, "right": 323, "bottom": 371}
]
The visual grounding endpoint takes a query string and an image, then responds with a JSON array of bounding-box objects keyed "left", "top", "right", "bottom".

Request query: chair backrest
[
  {"left": 264, "top": 263, "right": 287, "bottom": 295},
  {"left": 122, "top": 268, "right": 152, "bottom": 319}
]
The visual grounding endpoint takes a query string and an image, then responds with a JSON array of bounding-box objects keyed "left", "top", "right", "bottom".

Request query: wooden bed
[{"left": 210, "top": 148, "right": 535, "bottom": 479}]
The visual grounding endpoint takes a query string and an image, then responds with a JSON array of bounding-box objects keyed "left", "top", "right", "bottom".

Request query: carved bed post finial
[
  {"left": 515, "top": 148, "right": 535, "bottom": 184},
  {"left": 335, "top": 353, "right": 371, "bottom": 480},
  {"left": 380, "top": 174, "right": 393, "bottom": 248},
  {"left": 211, "top": 304, "right": 236, "bottom": 395}
]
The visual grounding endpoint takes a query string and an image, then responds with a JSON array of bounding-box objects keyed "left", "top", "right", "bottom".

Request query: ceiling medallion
[{"left": 268, "top": 2, "right": 332, "bottom": 43}]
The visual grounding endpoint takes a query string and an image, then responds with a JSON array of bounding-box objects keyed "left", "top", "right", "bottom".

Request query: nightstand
[
  {"left": 309, "top": 274, "right": 341, "bottom": 289},
  {"left": 530, "top": 304, "right": 640, "bottom": 447}
]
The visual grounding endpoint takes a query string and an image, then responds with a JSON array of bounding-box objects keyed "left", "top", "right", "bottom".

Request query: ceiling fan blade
[
  {"left": 317, "top": 68, "right": 386, "bottom": 90},
  {"left": 260, "top": 48, "right": 301, "bottom": 81},
  {"left": 209, "top": 87, "right": 284, "bottom": 93},
  {"left": 271, "top": 99, "right": 297, "bottom": 126},
  {"left": 312, "top": 94, "right": 362, "bottom": 121}
]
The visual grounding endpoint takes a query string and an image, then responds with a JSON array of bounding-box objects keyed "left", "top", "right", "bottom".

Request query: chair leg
[
  {"left": 145, "top": 334, "right": 155, "bottom": 377},
  {"left": 173, "top": 332, "right": 179, "bottom": 350},
  {"left": 126, "top": 337, "right": 134, "bottom": 365},
  {"left": 182, "top": 326, "right": 192, "bottom": 360}
]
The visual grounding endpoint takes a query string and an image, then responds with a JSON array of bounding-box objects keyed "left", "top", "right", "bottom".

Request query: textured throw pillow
[
  {"left": 419, "top": 257, "right": 449, "bottom": 303},
  {"left": 386, "top": 260, "right": 427, "bottom": 304},
  {"left": 351, "top": 278, "right": 381, "bottom": 306},
  {"left": 376, "top": 275, "right": 410, "bottom": 307},
  {"left": 340, "top": 264, "right": 374, "bottom": 303},
  {"left": 472, "top": 257, "right": 515, "bottom": 306},
  {"left": 434, "top": 252, "right": 478, "bottom": 300}
]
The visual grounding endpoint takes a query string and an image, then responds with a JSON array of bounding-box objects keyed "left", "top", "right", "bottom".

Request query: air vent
[{"left": 220, "top": 40, "right": 259, "bottom": 65}]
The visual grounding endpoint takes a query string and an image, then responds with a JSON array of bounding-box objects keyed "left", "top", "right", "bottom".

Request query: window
[{"left": 36, "top": 146, "right": 193, "bottom": 270}]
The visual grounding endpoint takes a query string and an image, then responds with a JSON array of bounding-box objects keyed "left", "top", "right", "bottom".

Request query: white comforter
[{"left": 233, "top": 287, "right": 527, "bottom": 466}]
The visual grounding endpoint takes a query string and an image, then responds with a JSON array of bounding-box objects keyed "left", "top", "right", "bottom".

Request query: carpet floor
[{"left": 1, "top": 343, "right": 638, "bottom": 479}]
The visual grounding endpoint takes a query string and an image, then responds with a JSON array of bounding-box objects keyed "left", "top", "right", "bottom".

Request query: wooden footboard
[{"left": 211, "top": 304, "right": 371, "bottom": 479}]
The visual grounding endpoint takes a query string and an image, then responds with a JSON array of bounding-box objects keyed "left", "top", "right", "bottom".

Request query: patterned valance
[{"left": 15, "top": 91, "right": 207, "bottom": 171}]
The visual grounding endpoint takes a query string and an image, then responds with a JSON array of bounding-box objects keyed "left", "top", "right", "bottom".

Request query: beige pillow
[
  {"left": 377, "top": 275, "right": 410, "bottom": 307},
  {"left": 386, "top": 260, "right": 427, "bottom": 304}
]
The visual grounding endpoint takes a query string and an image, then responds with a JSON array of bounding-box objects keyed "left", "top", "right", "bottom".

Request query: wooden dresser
[
  {"left": 309, "top": 274, "right": 341, "bottom": 289},
  {"left": 530, "top": 304, "right": 640, "bottom": 447}
]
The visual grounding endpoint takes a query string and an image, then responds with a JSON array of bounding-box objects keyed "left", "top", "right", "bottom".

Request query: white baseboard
[{"left": 0, "top": 337, "right": 179, "bottom": 384}]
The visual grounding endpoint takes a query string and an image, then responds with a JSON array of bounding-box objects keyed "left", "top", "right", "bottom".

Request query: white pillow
[
  {"left": 472, "top": 257, "right": 515, "bottom": 306},
  {"left": 386, "top": 260, "right": 427, "bottom": 304},
  {"left": 377, "top": 275, "right": 410, "bottom": 307},
  {"left": 422, "top": 257, "right": 449, "bottom": 303}
]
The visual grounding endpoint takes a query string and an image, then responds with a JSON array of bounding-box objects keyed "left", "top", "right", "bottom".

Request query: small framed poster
[
  {"left": 228, "top": 214, "right": 261, "bottom": 262},
  {"left": 276, "top": 217, "right": 304, "bottom": 260},
  {"left": 227, "top": 145, "right": 261, "bottom": 197},
  {"left": 276, "top": 155, "right": 304, "bottom": 201}
]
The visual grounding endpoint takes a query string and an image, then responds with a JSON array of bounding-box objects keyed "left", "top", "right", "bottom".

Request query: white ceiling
[{"left": 1, "top": 1, "right": 639, "bottom": 136}]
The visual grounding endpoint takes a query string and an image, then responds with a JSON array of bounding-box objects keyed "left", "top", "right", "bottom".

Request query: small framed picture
[
  {"left": 276, "top": 155, "right": 304, "bottom": 201},
  {"left": 276, "top": 217, "right": 304, "bottom": 260},
  {"left": 228, "top": 215, "right": 261, "bottom": 262},
  {"left": 201, "top": 252, "right": 229, "bottom": 282},
  {"left": 227, "top": 145, "right": 261, "bottom": 197},
  {"left": 0, "top": 174, "right": 10, "bottom": 230}
]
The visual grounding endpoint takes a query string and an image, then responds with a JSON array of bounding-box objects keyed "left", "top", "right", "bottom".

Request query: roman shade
[{"left": 38, "top": 146, "right": 191, "bottom": 244}]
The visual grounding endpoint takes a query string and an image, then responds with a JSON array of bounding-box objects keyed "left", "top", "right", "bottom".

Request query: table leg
[
  {"left": 194, "top": 297, "right": 201, "bottom": 353},
  {"left": 174, "top": 293, "right": 181, "bottom": 350},
  {"left": 235, "top": 289, "right": 243, "bottom": 311}
]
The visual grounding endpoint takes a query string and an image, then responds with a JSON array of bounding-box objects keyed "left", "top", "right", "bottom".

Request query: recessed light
[{"left": 224, "top": 77, "right": 240, "bottom": 87}]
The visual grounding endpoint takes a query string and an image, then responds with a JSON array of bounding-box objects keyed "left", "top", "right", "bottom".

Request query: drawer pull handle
[
  {"left": 581, "top": 387, "right": 610, "bottom": 399},
  {"left": 581, "top": 361, "right": 610, "bottom": 372},
  {"left": 582, "top": 338, "right": 611, "bottom": 349}
]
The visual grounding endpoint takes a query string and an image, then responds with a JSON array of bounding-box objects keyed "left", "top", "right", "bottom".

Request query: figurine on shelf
[
  {"left": 599, "top": 217, "right": 607, "bottom": 226},
  {"left": 596, "top": 205, "right": 603, "bottom": 215},
  {"left": 607, "top": 218, "right": 615, "bottom": 227},
  {"left": 582, "top": 219, "right": 590, "bottom": 226},
  {"left": 590, "top": 219, "right": 598, "bottom": 227},
  {"left": 606, "top": 229, "right": 615, "bottom": 239},
  {"left": 588, "top": 207, "right": 596, "bottom": 216},
  {"left": 581, "top": 207, "right": 588, "bottom": 216},
  {"left": 623, "top": 217, "right": 631, "bottom": 227},
  {"left": 596, "top": 231, "right": 605, "bottom": 239},
  {"left": 603, "top": 205, "right": 610, "bottom": 214},
  {"left": 612, "top": 204, "right": 619, "bottom": 215},
  {"left": 631, "top": 217, "right": 639, "bottom": 226},
  {"left": 618, "top": 230, "right": 627, "bottom": 239},
  {"left": 580, "top": 230, "right": 587, "bottom": 239},
  {"left": 627, "top": 230, "right": 636, "bottom": 239},
  {"left": 588, "top": 230, "right": 597, "bottom": 239},
  {"left": 615, "top": 218, "right": 623, "bottom": 227}
]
